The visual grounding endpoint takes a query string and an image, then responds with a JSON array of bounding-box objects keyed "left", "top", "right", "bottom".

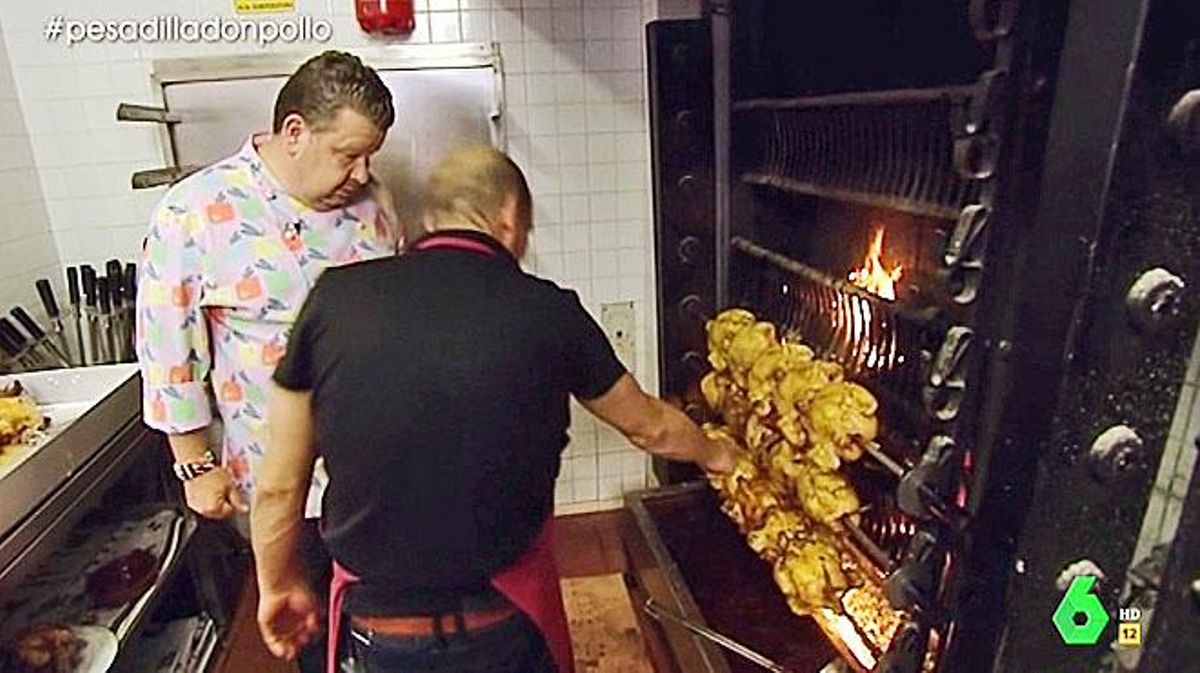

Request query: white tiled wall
[
  {"left": 0, "top": 0, "right": 665, "bottom": 507},
  {"left": 0, "top": 21, "right": 61, "bottom": 332}
]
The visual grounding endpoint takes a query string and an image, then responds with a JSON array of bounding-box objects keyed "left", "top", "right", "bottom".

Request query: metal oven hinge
[
  {"left": 898, "top": 435, "right": 970, "bottom": 531},
  {"left": 923, "top": 326, "right": 974, "bottom": 421},
  {"left": 875, "top": 621, "right": 932, "bottom": 673},
  {"left": 885, "top": 529, "right": 944, "bottom": 615}
]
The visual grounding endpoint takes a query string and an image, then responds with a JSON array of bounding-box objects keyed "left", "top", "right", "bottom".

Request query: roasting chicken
[
  {"left": 700, "top": 371, "right": 729, "bottom": 411},
  {"left": 6, "top": 624, "right": 82, "bottom": 673},
  {"left": 705, "top": 308, "right": 756, "bottom": 372},
  {"left": 773, "top": 535, "right": 849, "bottom": 612},
  {"left": 699, "top": 308, "right": 884, "bottom": 616},
  {"left": 725, "top": 321, "right": 778, "bottom": 389},
  {"left": 746, "top": 507, "right": 806, "bottom": 561},
  {"left": 776, "top": 359, "right": 845, "bottom": 411},
  {"left": 794, "top": 463, "right": 861, "bottom": 525},
  {"left": 807, "top": 381, "right": 878, "bottom": 464},
  {"left": 764, "top": 440, "right": 805, "bottom": 483},
  {"left": 0, "top": 383, "right": 43, "bottom": 450}
]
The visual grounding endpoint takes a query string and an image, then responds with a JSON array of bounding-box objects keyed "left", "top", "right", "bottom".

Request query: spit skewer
[{"left": 642, "top": 598, "right": 796, "bottom": 673}]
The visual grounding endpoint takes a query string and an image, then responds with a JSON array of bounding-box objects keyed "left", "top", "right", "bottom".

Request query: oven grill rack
[
  {"left": 732, "top": 237, "right": 938, "bottom": 412},
  {"left": 736, "top": 86, "right": 981, "bottom": 219}
]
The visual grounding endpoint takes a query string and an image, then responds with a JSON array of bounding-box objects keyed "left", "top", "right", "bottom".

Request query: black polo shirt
[{"left": 273, "top": 229, "right": 626, "bottom": 614}]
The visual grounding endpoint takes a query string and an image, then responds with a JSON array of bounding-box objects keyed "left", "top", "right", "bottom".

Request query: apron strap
[
  {"left": 413, "top": 235, "right": 499, "bottom": 257},
  {"left": 327, "top": 561, "right": 360, "bottom": 673},
  {"left": 491, "top": 517, "right": 576, "bottom": 673}
]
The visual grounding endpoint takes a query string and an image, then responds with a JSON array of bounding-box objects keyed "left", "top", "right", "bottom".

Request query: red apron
[{"left": 325, "top": 232, "right": 575, "bottom": 673}]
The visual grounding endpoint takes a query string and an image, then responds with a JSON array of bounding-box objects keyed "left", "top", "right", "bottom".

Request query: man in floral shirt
[{"left": 135, "top": 50, "right": 400, "bottom": 672}]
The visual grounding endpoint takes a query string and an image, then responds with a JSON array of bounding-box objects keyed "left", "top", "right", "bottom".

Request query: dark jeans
[
  {"left": 343, "top": 612, "right": 555, "bottom": 673},
  {"left": 298, "top": 519, "right": 333, "bottom": 673}
]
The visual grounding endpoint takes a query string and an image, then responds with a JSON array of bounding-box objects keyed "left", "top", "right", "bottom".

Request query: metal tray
[
  {"left": 0, "top": 365, "right": 141, "bottom": 583},
  {"left": 624, "top": 482, "right": 844, "bottom": 673}
]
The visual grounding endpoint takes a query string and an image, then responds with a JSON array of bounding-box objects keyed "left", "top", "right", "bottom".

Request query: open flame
[
  {"left": 848, "top": 228, "right": 903, "bottom": 301},
  {"left": 827, "top": 226, "right": 905, "bottom": 372}
]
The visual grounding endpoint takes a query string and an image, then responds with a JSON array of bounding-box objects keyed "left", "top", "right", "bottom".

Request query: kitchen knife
[
  {"left": 106, "top": 262, "right": 126, "bottom": 362},
  {"left": 35, "top": 278, "right": 74, "bottom": 365},
  {"left": 82, "top": 266, "right": 101, "bottom": 365},
  {"left": 97, "top": 277, "right": 115, "bottom": 365},
  {"left": 0, "top": 321, "right": 25, "bottom": 371},
  {"left": 123, "top": 262, "right": 138, "bottom": 361},
  {"left": 11, "top": 307, "right": 72, "bottom": 368},
  {"left": 0, "top": 318, "right": 48, "bottom": 370},
  {"left": 67, "top": 266, "right": 85, "bottom": 365}
]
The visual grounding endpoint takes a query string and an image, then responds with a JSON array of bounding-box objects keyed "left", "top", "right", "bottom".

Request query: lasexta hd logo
[{"left": 1052, "top": 575, "right": 1110, "bottom": 645}]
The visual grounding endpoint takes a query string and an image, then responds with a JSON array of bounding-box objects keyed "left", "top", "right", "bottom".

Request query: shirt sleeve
[
  {"left": 273, "top": 273, "right": 327, "bottom": 391},
  {"left": 136, "top": 203, "right": 214, "bottom": 434},
  {"left": 560, "top": 290, "right": 628, "bottom": 400}
]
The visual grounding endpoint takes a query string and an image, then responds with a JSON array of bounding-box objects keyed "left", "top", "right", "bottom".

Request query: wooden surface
[{"left": 562, "top": 573, "right": 655, "bottom": 673}]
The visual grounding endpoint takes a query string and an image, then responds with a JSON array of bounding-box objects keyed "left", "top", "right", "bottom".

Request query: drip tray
[{"left": 624, "top": 482, "right": 838, "bottom": 673}]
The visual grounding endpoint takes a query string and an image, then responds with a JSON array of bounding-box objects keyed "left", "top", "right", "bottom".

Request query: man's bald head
[{"left": 423, "top": 146, "right": 532, "bottom": 258}]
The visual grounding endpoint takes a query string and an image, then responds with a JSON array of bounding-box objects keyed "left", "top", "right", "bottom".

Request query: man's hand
[
  {"left": 258, "top": 583, "right": 321, "bottom": 660},
  {"left": 700, "top": 436, "right": 738, "bottom": 475},
  {"left": 184, "top": 467, "right": 249, "bottom": 519}
]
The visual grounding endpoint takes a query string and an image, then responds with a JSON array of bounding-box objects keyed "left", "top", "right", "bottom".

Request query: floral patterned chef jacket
[{"left": 136, "top": 134, "right": 401, "bottom": 517}]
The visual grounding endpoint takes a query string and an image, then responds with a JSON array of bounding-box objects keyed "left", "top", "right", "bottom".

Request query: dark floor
[{"left": 212, "top": 510, "right": 634, "bottom": 673}]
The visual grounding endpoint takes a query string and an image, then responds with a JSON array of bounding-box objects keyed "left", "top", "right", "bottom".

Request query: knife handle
[
  {"left": 106, "top": 261, "right": 123, "bottom": 304},
  {"left": 0, "top": 323, "right": 19, "bottom": 356},
  {"left": 67, "top": 266, "right": 81, "bottom": 306},
  {"left": 107, "top": 272, "right": 124, "bottom": 309},
  {"left": 82, "top": 266, "right": 97, "bottom": 307},
  {"left": 0, "top": 318, "right": 30, "bottom": 351},
  {"left": 97, "top": 277, "right": 112, "bottom": 313},
  {"left": 124, "top": 263, "right": 138, "bottom": 302},
  {"left": 36, "top": 279, "right": 61, "bottom": 319},
  {"left": 11, "top": 307, "right": 46, "bottom": 341}
]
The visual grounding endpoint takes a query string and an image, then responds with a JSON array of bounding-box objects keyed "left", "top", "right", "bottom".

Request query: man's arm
[
  {"left": 252, "top": 383, "right": 320, "bottom": 660},
  {"left": 581, "top": 373, "right": 736, "bottom": 473},
  {"left": 136, "top": 205, "right": 244, "bottom": 519}
]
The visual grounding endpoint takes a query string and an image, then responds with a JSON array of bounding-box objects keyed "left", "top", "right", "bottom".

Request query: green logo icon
[{"left": 1052, "top": 575, "right": 1111, "bottom": 645}]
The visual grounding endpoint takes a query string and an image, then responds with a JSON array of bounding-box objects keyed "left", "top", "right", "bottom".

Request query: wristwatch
[{"left": 173, "top": 450, "right": 218, "bottom": 482}]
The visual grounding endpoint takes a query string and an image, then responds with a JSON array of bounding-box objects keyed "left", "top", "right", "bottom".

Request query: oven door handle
[{"left": 642, "top": 598, "right": 795, "bottom": 673}]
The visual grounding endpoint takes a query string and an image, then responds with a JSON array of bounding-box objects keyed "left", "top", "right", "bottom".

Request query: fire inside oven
[{"left": 660, "top": 89, "right": 984, "bottom": 672}]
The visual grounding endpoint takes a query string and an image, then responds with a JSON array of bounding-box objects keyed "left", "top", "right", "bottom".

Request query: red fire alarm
[{"left": 356, "top": 0, "right": 415, "bottom": 35}]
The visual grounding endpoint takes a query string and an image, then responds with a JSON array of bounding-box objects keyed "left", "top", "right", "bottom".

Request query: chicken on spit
[
  {"left": 772, "top": 534, "right": 850, "bottom": 612},
  {"left": 746, "top": 507, "right": 807, "bottom": 562},
  {"left": 725, "top": 321, "right": 778, "bottom": 390},
  {"left": 793, "top": 462, "right": 861, "bottom": 525},
  {"left": 706, "top": 308, "right": 756, "bottom": 372},
  {"left": 700, "top": 308, "right": 884, "bottom": 617},
  {"left": 807, "top": 381, "right": 878, "bottom": 464}
]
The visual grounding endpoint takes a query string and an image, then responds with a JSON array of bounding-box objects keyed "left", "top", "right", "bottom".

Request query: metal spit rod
[
  {"left": 730, "top": 236, "right": 938, "bottom": 326},
  {"left": 642, "top": 598, "right": 796, "bottom": 673}
]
